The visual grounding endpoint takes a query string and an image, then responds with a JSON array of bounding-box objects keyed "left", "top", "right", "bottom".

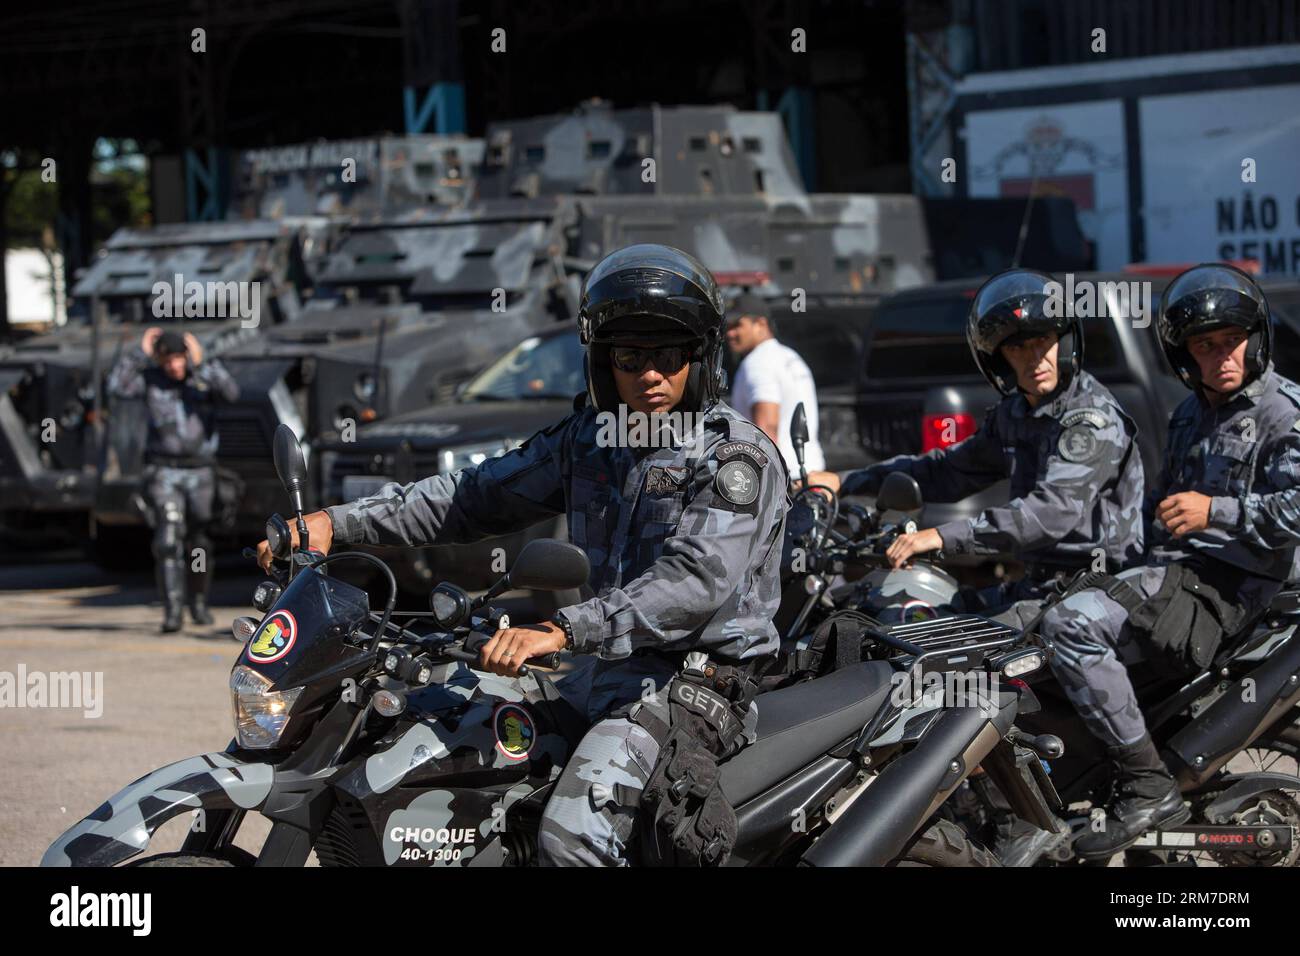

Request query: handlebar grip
[
  {"left": 443, "top": 647, "right": 561, "bottom": 676},
  {"left": 527, "top": 651, "right": 563, "bottom": 671}
]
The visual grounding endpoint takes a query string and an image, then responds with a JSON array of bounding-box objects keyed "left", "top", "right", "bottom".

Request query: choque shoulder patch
[
  {"left": 1057, "top": 406, "right": 1108, "bottom": 463},
  {"left": 716, "top": 440, "right": 769, "bottom": 469}
]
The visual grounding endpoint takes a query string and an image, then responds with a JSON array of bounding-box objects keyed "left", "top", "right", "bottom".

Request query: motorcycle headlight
[
  {"left": 230, "top": 665, "right": 304, "bottom": 749},
  {"left": 439, "top": 437, "right": 522, "bottom": 474}
]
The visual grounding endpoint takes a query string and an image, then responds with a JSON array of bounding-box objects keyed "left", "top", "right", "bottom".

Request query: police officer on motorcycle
[
  {"left": 256, "top": 244, "right": 788, "bottom": 866},
  {"left": 1037, "top": 263, "right": 1300, "bottom": 860},
  {"left": 108, "top": 327, "right": 240, "bottom": 632},
  {"left": 807, "top": 268, "right": 1145, "bottom": 620}
]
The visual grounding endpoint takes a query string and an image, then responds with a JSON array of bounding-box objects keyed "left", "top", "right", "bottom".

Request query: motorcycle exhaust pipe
[
  {"left": 1167, "top": 629, "right": 1300, "bottom": 788},
  {"left": 800, "top": 693, "right": 1014, "bottom": 867}
]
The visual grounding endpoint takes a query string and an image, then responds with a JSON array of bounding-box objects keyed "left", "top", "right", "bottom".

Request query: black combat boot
[
  {"left": 188, "top": 565, "right": 214, "bottom": 625},
  {"left": 994, "top": 812, "right": 1072, "bottom": 867},
  {"left": 158, "top": 557, "right": 186, "bottom": 634},
  {"left": 1073, "top": 734, "right": 1189, "bottom": 861},
  {"left": 974, "top": 775, "right": 1070, "bottom": 867}
]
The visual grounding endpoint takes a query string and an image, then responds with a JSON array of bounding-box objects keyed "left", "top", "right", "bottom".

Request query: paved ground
[{"left": 0, "top": 556, "right": 278, "bottom": 866}]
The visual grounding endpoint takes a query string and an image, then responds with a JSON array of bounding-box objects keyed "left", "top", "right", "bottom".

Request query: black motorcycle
[
  {"left": 44, "top": 425, "right": 1064, "bottom": 867},
  {"left": 785, "top": 435, "right": 1300, "bottom": 867}
]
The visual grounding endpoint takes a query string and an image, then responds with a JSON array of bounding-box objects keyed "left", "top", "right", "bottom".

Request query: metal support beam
[
  {"left": 776, "top": 87, "right": 816, "bottom": 192},
  {"left": 403, "top": 82, "right": 466, "bottom": 134},
  {"left": 907, "top": 31, "right": 960, "bottom": 198},
  {"left": 184, "top": 147, "right": 224, "bottom": 222}
]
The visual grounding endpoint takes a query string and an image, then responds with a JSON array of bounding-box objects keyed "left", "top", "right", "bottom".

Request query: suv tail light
[{"left": 921, "top": 412, "right": 975, "bottom": 452}]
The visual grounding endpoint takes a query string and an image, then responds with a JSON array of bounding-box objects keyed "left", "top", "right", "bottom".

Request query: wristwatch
[{"left": 551, "top": 616, "right": 576, "bottom": 651}]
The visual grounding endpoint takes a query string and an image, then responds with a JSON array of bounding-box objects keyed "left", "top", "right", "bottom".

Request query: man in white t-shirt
[{"left": 726, "top": 292, "right": 825, "bottom": 472}]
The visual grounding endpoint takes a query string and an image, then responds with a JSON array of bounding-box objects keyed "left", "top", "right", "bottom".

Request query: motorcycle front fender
[{"left": 41, "top": 751, "right": 275, "bottom": 867}]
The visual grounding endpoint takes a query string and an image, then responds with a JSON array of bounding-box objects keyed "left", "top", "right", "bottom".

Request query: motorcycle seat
[{"left": 720, "top": 661, "right": 896, "bottom": 805}]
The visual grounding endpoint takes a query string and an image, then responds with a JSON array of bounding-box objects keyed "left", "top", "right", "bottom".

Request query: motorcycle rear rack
[
  {"left": 853, "top": 615, "right": 1026, "bottom": 756},
  {"left": 868, "top": 613, "right": 1022, "bottom": 673}
]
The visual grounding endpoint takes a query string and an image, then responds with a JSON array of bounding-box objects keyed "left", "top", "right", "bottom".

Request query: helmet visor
[
  {"left": 1161, "top": 265, "right": 1266, "bottom": 345},
  {"left": 969, "top": 271, "right": 1063, "bottom": 354}
]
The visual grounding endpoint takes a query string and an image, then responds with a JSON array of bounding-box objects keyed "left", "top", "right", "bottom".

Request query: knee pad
[{"left": 152, "top": 519, "right": 184, "bottom": 561}]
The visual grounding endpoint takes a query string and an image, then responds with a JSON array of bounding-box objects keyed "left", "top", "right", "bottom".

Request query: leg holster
[
  {"left": 1034, "top": 565, "right": 1243, "bottom": 678},
  {"left": 630, "top": 656, "right": 760, "bottom": 867}
]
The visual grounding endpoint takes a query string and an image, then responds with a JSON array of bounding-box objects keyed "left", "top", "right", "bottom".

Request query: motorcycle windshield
[{"left": 242, "top": 566, "right": 371, "bottom": 688}]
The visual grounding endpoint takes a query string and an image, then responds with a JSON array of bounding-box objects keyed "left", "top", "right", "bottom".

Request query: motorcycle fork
[
  {"left": 179, "top": 807, "right": 246, "bottom": 856},
  {"left": 979, "top": 738, "right": 1063, "bottom": 832}
]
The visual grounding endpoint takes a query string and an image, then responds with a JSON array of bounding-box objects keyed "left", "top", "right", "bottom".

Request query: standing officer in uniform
[
  {"left": 108, "top": 327, "right": 240, "bottom": 632},
  {"left": 1037, "top": 264, "right": 1300, "bottom": 860},
  {"left": 257, "top": 244, "right": 788, "bottom": 866},
  {"left": 807, "top": 269, "right": 1145, "bottom": 621}
]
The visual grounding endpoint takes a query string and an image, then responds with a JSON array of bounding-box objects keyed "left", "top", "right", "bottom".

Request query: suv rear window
[
  {"left": 864, "top": 292, "right": 1124, "bottom": 382},
  {"left": 863, "top": 295, "right": 978, "bottom": 380}
]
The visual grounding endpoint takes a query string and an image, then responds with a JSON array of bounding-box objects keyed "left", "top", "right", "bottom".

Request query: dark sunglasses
[{"left": 609, "top": 345, "right": 696, "bottom": 373}]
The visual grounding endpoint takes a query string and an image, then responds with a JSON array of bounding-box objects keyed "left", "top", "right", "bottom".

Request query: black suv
[
  {"left": 856, "top": 271, "right": 1300, "bottom": 535},
  {"left": 316, "top": 324, "right": 584, "bottom": 604}
]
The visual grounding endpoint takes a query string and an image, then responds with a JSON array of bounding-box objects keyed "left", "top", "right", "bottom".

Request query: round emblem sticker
[
  {"left": 717, "top": 459, "right": 759, "bottom": 505},
  {"left": 247, "top": 610, "right": 297, "bottom": 664},
  {"left": 493, "top": 703, "right": 536, "bottom": 761}
]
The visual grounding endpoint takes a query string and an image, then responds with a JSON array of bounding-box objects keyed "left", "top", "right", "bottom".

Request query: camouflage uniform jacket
[
  {"left": 841, "top": 370, "right": 1144, "bottom": 571},
  {"left": 1147, "top": 364, "right": 1300, "bottom": 583},
  {"left": 107, "top": 350, "right": 240, "bottom": 462},
  {"left": 326, "top": 398, "right": 789, "bottom": 661}
]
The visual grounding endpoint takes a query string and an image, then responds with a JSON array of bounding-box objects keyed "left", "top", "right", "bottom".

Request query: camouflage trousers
[
  {"left": 1037, "top": 565, "right": 1170, "bottom": 748},
  {"left": 145, "top": 466, "right": 216, "bottom": 612},
  {"left": 538, "top": 654, "right": 759, "bottom": 866}
]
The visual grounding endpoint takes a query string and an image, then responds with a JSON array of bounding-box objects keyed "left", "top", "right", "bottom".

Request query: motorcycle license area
[{"left": 2, "top": 0, "right": 1298, "bottom": 936}]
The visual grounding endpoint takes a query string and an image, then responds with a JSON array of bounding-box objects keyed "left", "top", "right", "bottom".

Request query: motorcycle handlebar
[{"left": 441, "top": 646, "right": 561, "bottom": 676}]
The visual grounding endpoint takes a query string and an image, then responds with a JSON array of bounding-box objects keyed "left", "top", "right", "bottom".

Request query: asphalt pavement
[{"left": 0, "top": 556, "right": 278, "bottom": 866}]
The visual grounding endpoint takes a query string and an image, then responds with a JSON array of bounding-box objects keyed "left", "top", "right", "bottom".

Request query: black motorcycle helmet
[
  {"left": 578, "top": 243, "right": 726, "bottom": 413},
  {"left": 967, "top": 268, "right": 1082, "bottom": 397},
  {"left": 1157, "top": 263, "right": 1271, "bottom": 391}
]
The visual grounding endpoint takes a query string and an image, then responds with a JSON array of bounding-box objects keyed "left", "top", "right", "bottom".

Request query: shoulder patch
[
  {"left": 715, "top": 458, "right": 761, "bottom": 506},
  {"left": 1058, "top": 424, "right": 1101, "bottom": 462},
  {"left": 716, "top": 440, "right": 769, "bottom": 469},
  {"left": 1059, "top": 407, "right": 1108, "bottom": 430}
]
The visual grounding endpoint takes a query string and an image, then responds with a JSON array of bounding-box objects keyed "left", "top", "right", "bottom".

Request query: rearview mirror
[
  {"left": 876, "top": 471, "right": 922, "bottom": 514},
  {"left": 790, "top": 402, "right": 809, "bottom": 452},
  {"left": 273, "top": 424, "right": 308, "bottom": 514},
  {"left": 509, "top": 539, "right": 590, "bottom": 591}
]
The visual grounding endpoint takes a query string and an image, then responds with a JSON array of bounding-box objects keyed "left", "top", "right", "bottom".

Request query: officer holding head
[
  {"left": 108, "top": 327, "right": 240, "bottom": 632},
  {"left": 1038, "top": 264, "right": 1300, "bottom": 860},
  {"left": 257, "top": 244, "right": 788, "bottom": 866},
  {"left": 807, "top": 269, "right": 1145, "bottom": 617}
]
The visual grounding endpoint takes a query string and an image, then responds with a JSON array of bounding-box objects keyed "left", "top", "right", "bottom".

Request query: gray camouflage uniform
[
  {"left": 1041, "top": 364, "right": 1300, "bottom": 746},
  {"left": 840, "top": 370, "right": 1144, "bottom": 623},
  {"left": 107, "top": 348, "right": 239, "bottom": 616},
  {"left": 326, "top": 397, "right": 788, "bottom": 865}
]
